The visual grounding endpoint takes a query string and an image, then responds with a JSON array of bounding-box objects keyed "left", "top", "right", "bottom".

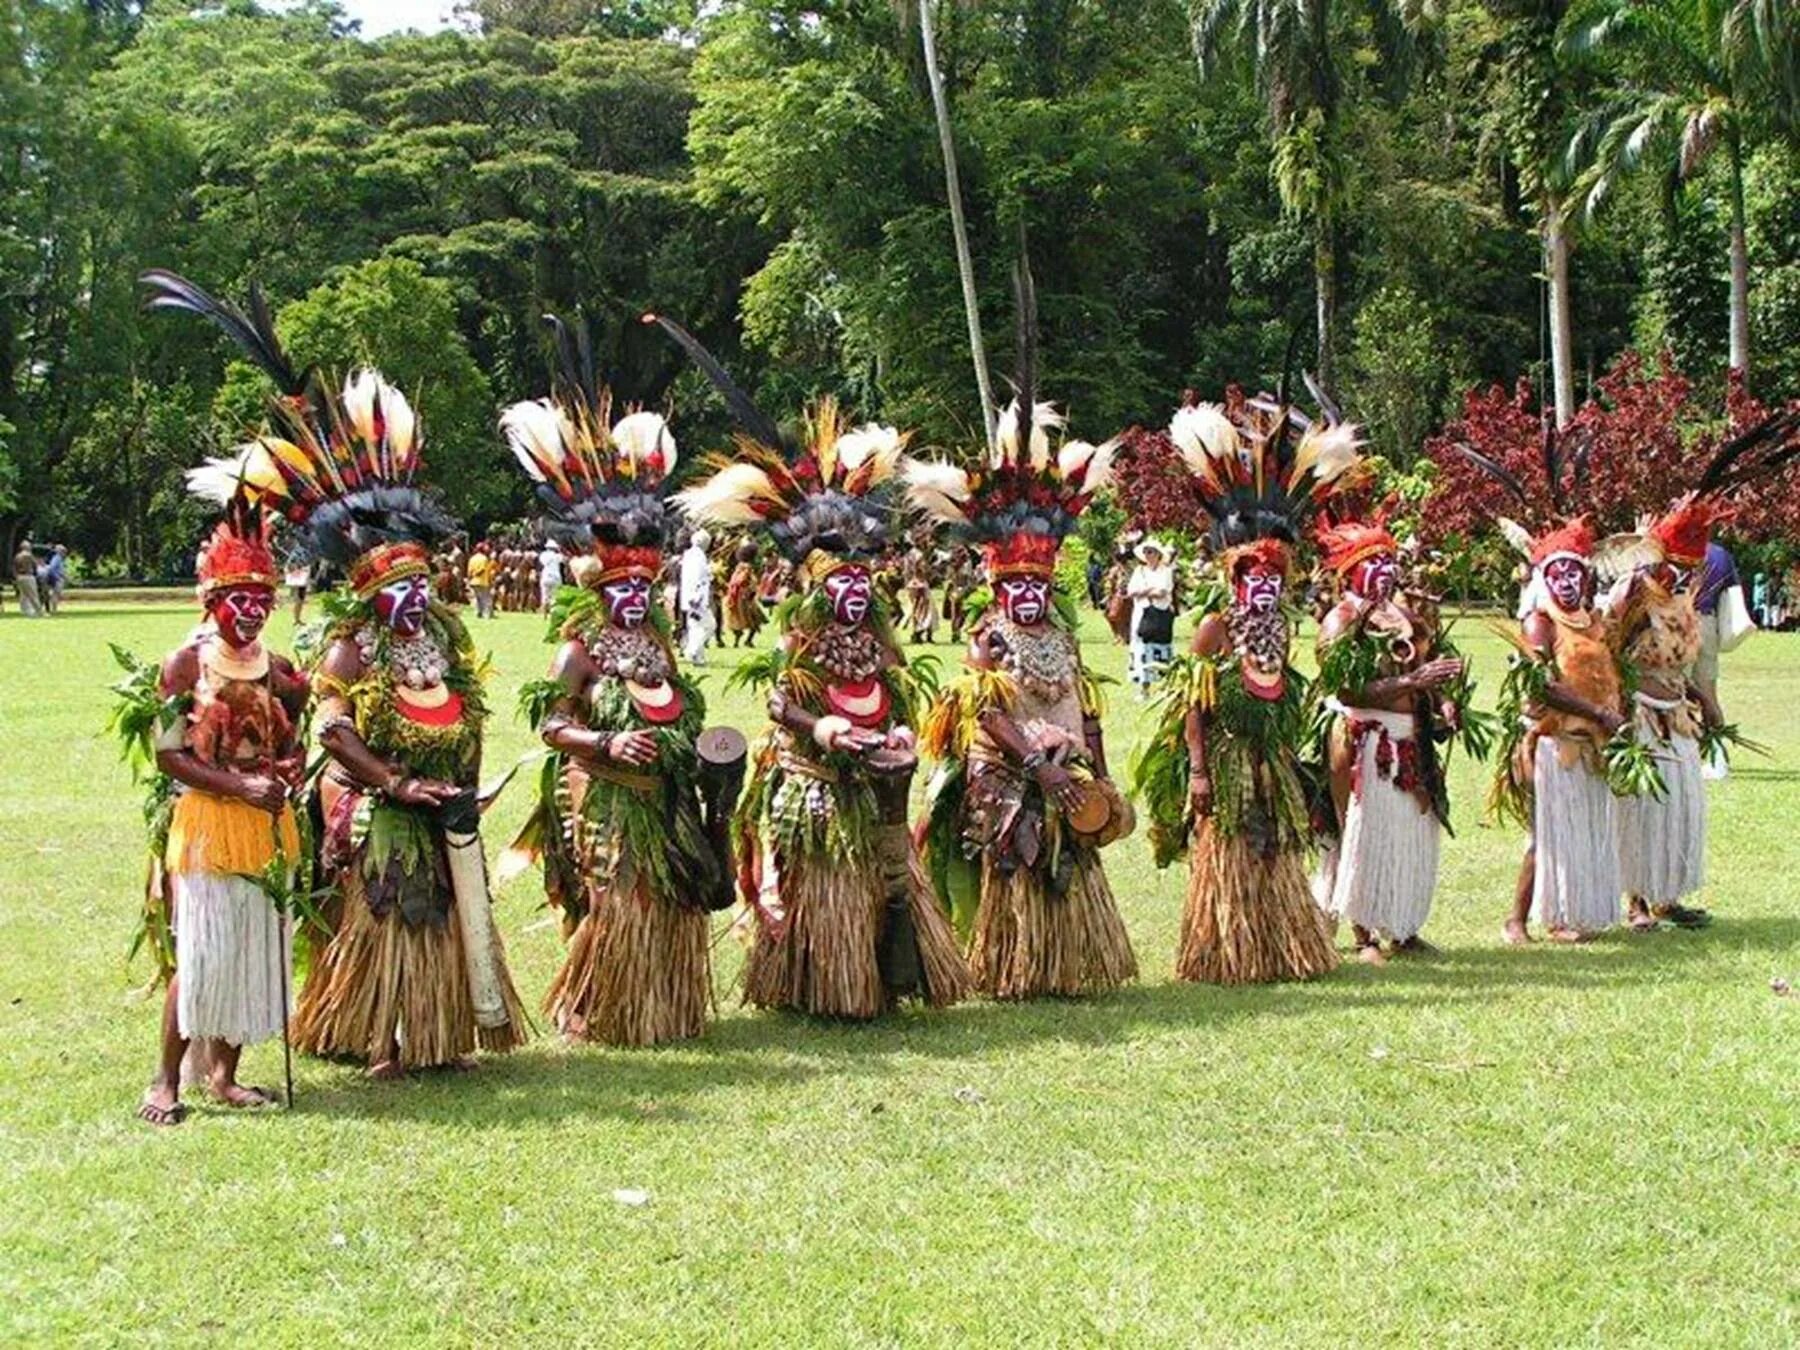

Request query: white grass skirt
[
  {"left": 1530, "top": 739, "right": 1619, "bottom": 933},
  {"left": 1616, "top": 721, "right": 1705, "bottom": 904},
  {"left": 174, "top": 871, "right": 289, "bottom": 1045},
  {"left": 1322, "top": 709, "right": 1441, "bottom": 942}
]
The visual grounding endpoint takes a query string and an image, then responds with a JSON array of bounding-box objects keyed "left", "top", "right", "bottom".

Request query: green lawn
[{"left": 2, "top": 602, "right": 1796, "bottom": 1346}]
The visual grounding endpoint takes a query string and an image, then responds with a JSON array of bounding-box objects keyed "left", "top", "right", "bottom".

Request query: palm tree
[
  {"left": 1565, "top": 0, "right": 1799, "bottom": 380},
  {"left": 1188, "top": 0, "right": 1438, "bottom": 395}
]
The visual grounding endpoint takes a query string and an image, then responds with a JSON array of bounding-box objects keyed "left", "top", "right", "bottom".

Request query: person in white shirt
[
  {"left": 1127, "top": 539, "right": 1176, "bottom": 697},
  {"left": 538, "top": 540, "right": 564, "bottom": 611},
  {"left": 679, "top": 529, "right": 715, "bottom": 665}
]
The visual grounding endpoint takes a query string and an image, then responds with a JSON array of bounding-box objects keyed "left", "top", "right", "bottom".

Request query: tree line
[{"left": 2, "top": 0, "right": 1795, "bottom": 580}]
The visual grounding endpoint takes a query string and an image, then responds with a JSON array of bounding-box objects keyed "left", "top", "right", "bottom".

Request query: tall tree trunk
[
  {"left": 918, "top": 0, "right": 996, "bottom": 448},
  {"left": 1545, "top": 197, "right": 1575, "bottom": 428},
  {"left": 1314, "top": 217, "right": 1335, "bottom": 395},
  {"left": 1726, "top": 134, "right": 1751, "bottom": 381}
]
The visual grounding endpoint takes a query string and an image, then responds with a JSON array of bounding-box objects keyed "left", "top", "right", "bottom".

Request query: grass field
[{"left": 1, "top": 601, "right": 1796, "bottom": 1346}]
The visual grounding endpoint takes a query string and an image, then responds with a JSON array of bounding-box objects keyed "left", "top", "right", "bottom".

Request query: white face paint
[
  {"left": 999, "top": 576, "right": 1050, "bottom": 626},
  {"left": 210, "top": 585, "right": 274, "bottom": 648},
  {"left": 376, "top": 575, "right": 430, "bottom": 635},
  {"left": 823, "top": 565, "right": 873, "bottom": 627},
  {"left": 1237, "top": 565, "right": 1283, "bottom": 615},
  {"left": 1542, "top": 557, "right": 1590, "bottom": 612},
  {"left": 1352, "top": 554, "right": 1398, "bottom": 602},
  {"left": 603, "top": 576, "right": 651, "bottom": 628}
]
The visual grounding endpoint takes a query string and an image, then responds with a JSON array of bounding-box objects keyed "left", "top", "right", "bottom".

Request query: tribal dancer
[
  {"left": 1137, "top": 391, "right": 1367, "bottom": 984},
  {"left": 652, "top": 314, "right": 968, "bottom": 1019},
  {"left": 724, "top": 541, "right": 765, "bottom": 648},
  {"left": 908, "top": 265, "right": 1136, "bottom": 999},
  {"left": 500, "top": 316, "right": 726, "bottom": 1045},
  {"left": 118, "top": 475, "right": 307, "bottom": 1124},
  {"left": 140, "top": 271, "right": 530, "bottom": 1073},
  {"left": 1601, "top": 498, "right": 1726, "bottom": 932},
  {"left": 1312, "top": 518, "right": 1474, "bottom": 962}
]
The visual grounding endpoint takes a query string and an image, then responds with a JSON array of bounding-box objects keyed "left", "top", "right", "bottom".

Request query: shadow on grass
[{"left": 277, "top": 919, "right": 1800, "bottom": 1128}]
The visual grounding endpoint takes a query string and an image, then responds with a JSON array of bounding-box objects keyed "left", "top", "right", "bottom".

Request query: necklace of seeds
[
  {"left": 992, "top": 616, "right": 1076, "bottom": 701},
  {"left": 584, "top": 625, "right": 672, "bottom": 685},
  {"left": 807, "top": 622, "right": 885, "bottom": 681},
  {"left": 1227, "top": 605, "right": 1289, "bottom": 675}
]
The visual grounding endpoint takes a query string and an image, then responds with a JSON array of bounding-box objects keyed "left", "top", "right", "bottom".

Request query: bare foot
[
  {"left": 368, "top": 1059, "right": 406, "bottom": 1081},
  {"left": 560, "top": 1014, "right": 588, "bottom": 1044},
  {"left": 1357, "top": 943, "right": 1387, "bottom": 966},
  {"left": 1546, "top": 926, "right": 1589, "bottom": 944},
  {"left": 1627, "top": 902, "right": 1659, "bottom": 933},
  {"left": 138, "top": 1082, "right": 187, "bottom": 1127},
  {"left": 1501, "top": 919, "right": 1532, "bottom": 946},
  {"left": 210, "top": 1080, "right": 278, "bottom": 1109}
]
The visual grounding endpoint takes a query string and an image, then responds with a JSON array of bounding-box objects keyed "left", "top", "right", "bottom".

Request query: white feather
[
  {"left": 674, "top": 462, "right": 782, "bottom": 526},
  {"left": 836, "top": 423, "right": 903, "bottom": 475},
  {"left": 901, "top": 458, "right": 972, "bottom": 523},
  {"left": 184, "top": 449, "right": 257, "bottom": 505},
  {"left": 611, "top": 410, "right": 676, "bottom": 476},
  {"left": 994, "top": 399, "right": 1064, "bottom": 469},
  {"left": 341, "top": 369, "right": 381, "bottom": 448},
  {"left": 1169, "top": 403, "right": 1238, "bottom": 474},
  {"left": 1497, "top": 517, "right": 1535, "bottom": 559},
  {"left": 1060, "top": 436, "right": 1119, "bottom": 495},
  {"left": 499, "top": 400, "right": 566, "bottom": 481},
  {"left": 381, "top": 380, "right": 417, "bottom": 461},
  {"left": 1293, "top": 420, "right": 1364, "bottom": 486}
]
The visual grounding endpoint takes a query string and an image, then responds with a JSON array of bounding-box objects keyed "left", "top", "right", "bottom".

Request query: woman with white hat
[{"left": 1127, "top": 538, "right": 1176, "bottom": 697}]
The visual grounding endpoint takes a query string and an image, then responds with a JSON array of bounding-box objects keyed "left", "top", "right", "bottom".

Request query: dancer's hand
[
  {"left": 1411, "top": 657, "right": 1466, "bottom": 692},
  {"left": 391, "top": 775, "right": 459, "bottom": 808},
  {"left": 237, "top": 772, "right": 289, "bottom": 814},
  {"left": 1034, "top": 761, "right": 1082, "bottom": 815},
  {"left": 607, "top": 730, "right": 660, "bottom": 766}
]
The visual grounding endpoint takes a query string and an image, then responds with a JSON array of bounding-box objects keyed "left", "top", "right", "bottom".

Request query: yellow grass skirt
[
  {"left": 1177, "top": 822, "right": 1338, "bottom": 984},
  {"left": 545, "top": 871, "right": 711, "bottom": 1048},
  {"left": 293, "top": 862, "right": 528, "bottom": 1068},
  {"left": 164, "top": 791, "right": 300, "bottom": 876},
  {"left": 969, "top": 849, "right": 1137, "bottom": 1000}
]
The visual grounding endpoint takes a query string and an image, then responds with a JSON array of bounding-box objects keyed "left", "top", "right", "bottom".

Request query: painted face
[
  {"left": 374, "top": 575, "right": 431, "bottom": 635},
  {"left": 998, "top": 575, "right": 1051, "bottom": 626},
  {"left": 1541, "top": 557, "right": 1590, "bottom": 612},
  {"left": 208, "top": 584, "right": 274, "bottom": 648},
  {"left": 1350, "top": 553, "right": 1398, "bottom": 602},
  {"left": 823, "top": 565, "right": 873, "bottom": 626},
  {"left": 603, "top": 576, "right": 652, "bottom": 628},
  {"left": 1236, "top": 562, "right": 1284, "bottom": 614}
]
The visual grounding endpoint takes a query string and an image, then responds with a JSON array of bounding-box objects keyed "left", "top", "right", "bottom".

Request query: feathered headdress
[
  {"left": 901, "top": 254, "right": 1117, "bottom": 578},
  {"left": 1315, "top": 518, "right": 1398, "bottom": 577},
  {"left": 142, "top": 270, "right": 455, "bottom": 598},
  {"left": 648, "top": 314, "right": 907, "bottom": 577},
  {"left": 185, "top": 477, "right": 279, "bottom": 599},
  {"left": 501, "top": 313, "right": 676, "bottom": 585},
  {"left": 1166, "top": 379, "right": 1368, "bottom": 571}
]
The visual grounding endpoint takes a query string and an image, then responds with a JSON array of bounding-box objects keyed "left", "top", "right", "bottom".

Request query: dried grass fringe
[
  {"left": 544, "top": 871, "right": 710, "bottom": 1046},
  {"left": 293, "top": 865, "right": 529, "bottom": 1067},
  {"left": 744, "top": 851, "right": 886, "bottom": 1019},
  {"left": 1178, "top": 822, "right": 1338, "bottom": 985},
  {"left": 906, "top": 850, "right": 971, "bottom": 1008},
  {"left": 969, "top": 851, "right": 1137, "bottom": 1000}
]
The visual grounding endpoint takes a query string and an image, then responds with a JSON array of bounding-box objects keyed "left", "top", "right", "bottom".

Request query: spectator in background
[
  {"left": 1127, "top": 538, "right": 1177, "bottom": 698},
  {"left": 1693, "top": 538, "right": 1743, "bottom": 780},
  {"left": 43, "top": 545, "right": 68, "bottom": 614},
  {"left": 678, "top": 528, "right": 714, "bottom": 665},
  {"left": 466, "top": 542, "right": 496, "bottom": 618},
  {"left": 285, "top": 554, "right": 312, "bottom": 623},
  {"left": 13, "top": 539, "right": 41, "bottom": 616},
  {"left": 538, "top": 538, "right": 565, "bottom": 612}
]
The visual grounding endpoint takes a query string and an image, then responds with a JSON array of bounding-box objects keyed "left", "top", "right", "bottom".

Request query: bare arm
[
  {"left": 315, "top": 637, "right": 458, "bottom": 806},
  {"left": 541, "top": 641, "right": 658, "bottom": 766},
  {"left": 154, "top": 648, "right": 286, "bottom": 812}
]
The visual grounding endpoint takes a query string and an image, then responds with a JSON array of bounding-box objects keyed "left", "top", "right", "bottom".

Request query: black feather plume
[
  {"left": 1011, "top": 228, "right": 1038, "bottom": 427},
  {"left": 1448, "top": 442, "right": 1529, "bottom": 506},
  {"left": 140, "top": 270, "right": 306, "bottom": 398},
  {"left": 642, "top": 313, "right": 783, "bottom": 450},
  {"left": 543, "top": 312, "right": 598, "bottom": 414},
  {"left": 1696, "top": 409, "right": 1800, "bottom": 497}
]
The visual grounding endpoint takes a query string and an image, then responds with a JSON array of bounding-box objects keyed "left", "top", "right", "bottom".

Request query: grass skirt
[
  {"left": 173, "top": 871, "right": 288, "bottom": 1046},
  {"left": 293, "top": 864, "right": 529, "bottom": 1068},
  {"left": 1179, "top": 822, "right": 1338, "bottom": 984},
  {"left": 745, "top": 850, "right": 886, "bottom": 1018},
  {"left": 1319, "top": 710, "right": 1441, "bottom": 943},
  {"left": 545, "top": 875, "right": 710, "bottom": 1047},
  {"left": 969, "top": 850, "right": 1137, "bottom": 1000},
  {"left": 1615, "top": 717, "right": 1705, "bottom": 905},
  {"left": 1530, "top": 737, "right": 1620, "bottom": 933}
]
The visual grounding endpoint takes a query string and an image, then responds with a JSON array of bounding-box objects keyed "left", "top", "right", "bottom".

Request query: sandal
[{"left": 1656, "top": 904, "right": 1712, "bottom": 929}]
